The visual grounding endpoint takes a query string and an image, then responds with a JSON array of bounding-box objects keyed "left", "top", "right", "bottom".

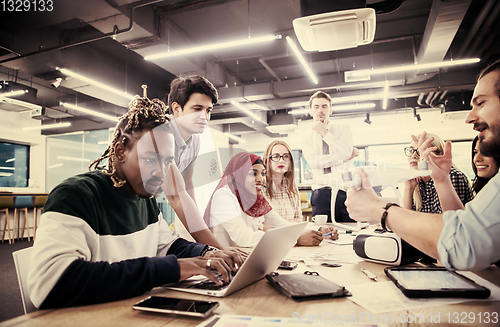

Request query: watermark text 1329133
[{"left": 2, "top": 0, "right": 53, "bottom": 12}]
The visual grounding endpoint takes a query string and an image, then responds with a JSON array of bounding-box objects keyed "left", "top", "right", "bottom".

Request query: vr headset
[{"left": 353, "top": 231, "right": 427, "bottom": 266}]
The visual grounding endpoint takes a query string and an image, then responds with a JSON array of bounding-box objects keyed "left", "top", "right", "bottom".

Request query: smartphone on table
[
  {"left": 133, "top": 296, "right": 219, "bottom": 318},
  {"left": 278, "top": 260, "right": 298, "bottom": 270}
]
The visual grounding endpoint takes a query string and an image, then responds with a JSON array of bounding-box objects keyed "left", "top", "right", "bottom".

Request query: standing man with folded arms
[
  {"left": 301, "top": 91, "right": 358, "bottom": 223},
  {"left": 167, "top": 75, "right": 224, "bottom": 248},
  {"left": 345, "top": 60, "right": 500, "bottom": 271}
]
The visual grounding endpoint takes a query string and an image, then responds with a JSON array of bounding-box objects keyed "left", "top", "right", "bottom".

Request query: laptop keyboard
[{"left": 190, "top": 270, "right": 237, "bottom": 290}]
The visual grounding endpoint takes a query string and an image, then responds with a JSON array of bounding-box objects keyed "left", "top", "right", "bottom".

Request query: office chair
[
  {"left": 300, "top": 192, "right": 313, "bottom": 221},
  {"left": 12, "top": 247, "right": 37, "bottom": 314},
  {"left": 32, "top": 195, "right": 48, "bottom": 240},
  {"left": 0, "top": 196, "right": 14, "bottom": 244},
  {"left": 14, "top": 196, "right": 34, "bottom": 241}
]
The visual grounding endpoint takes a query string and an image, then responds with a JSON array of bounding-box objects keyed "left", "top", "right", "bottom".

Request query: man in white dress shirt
[
  {"left": 167, "top": 75, "right": 223, "bottom": 248},
  {"left": 301, "top": 91, "right": 357, "bottom": 223}
]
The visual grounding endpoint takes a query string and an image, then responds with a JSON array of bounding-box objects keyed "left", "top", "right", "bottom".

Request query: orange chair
[
  {"left": 300, "top": 191, "right": 313, "bottom": 221},
  {"left": 32, "top": 195, "right": 48, "bottom": 240},
  {"left": 14, "top": 196, "right": 34, "bottom": 241},
  {"left": 0, "top": 196, "right": 14, "bottom": 244}
]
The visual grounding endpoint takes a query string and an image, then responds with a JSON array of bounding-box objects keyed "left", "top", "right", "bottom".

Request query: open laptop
[{"left": 164, "top": 222, "right": 308, "bottom": 297}]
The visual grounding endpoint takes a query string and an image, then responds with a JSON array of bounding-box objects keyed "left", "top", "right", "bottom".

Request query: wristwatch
[{"left": 201, "top": 245, "right": 219, "bottom": 257}]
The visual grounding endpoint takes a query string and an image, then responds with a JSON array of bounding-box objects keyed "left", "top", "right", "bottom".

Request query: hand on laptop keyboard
[
  {"left": 178, "top": 248, "right": 243, "bottom": 287},
  {"left": 191, "top": 270, "right": 237, "bottom": 290}
]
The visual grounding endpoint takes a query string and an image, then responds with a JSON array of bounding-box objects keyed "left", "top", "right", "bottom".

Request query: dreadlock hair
[{"left": 89, "top": 95, "right": 169, "bottom": 187}]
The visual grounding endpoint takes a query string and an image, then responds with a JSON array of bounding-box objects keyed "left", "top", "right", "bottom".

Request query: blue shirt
[{"left": 438, "top": 172, "right": 500, "bottom": 271}]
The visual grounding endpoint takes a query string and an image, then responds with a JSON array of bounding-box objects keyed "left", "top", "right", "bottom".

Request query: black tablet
[{"left": 384, "top": 267, "right": 491, "bottom": 299}]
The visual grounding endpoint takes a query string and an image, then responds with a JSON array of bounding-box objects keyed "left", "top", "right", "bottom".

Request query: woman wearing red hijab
[{"left": 204, "top": 152, "right": 337, "bottom": 247}]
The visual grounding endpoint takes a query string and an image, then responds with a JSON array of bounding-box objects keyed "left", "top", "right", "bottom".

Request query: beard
[{"left": 479, "top": 121, "right": 500, "bottom": 159}]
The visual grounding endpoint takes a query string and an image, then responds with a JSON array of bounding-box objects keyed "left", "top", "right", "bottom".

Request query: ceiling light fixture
[
  {"left": 226, "top": 133, "right": 247, "bottom": 143},
  {"left": 5, "top": 158, "right": 15, "bottom": 163},
  {"left": 145, "top": 35, "right": 282, "bottom": 60},
  {"left": 291, "top": 102, "right": 376, "bottom": 115},
  {"left": 231, "top": 100, "right": 267, "bottom": 124},
  {"left": 0, "top": 173, "right": 13, "bottom": 177},
  {"left": 56, "top": 67, "right": 135, "bottom": 100},
  {"left": 285, "top": 36, "right": 318, "bottom": 84},
  {"left": 48, "top": 163, "right": 64, "bottom": 169},
  {"left": 0, "top": 89, "right": 28, "bottom": 99},
  {"left": 350, "top": 58, "right": 481, "bottom": 77},
  {"left": 22, "top": 122, "right": 72, "bottom": 131},
  {"left": 57, "top": 156, "right": 91, "bottom": 162},
  {"left": 364, "top": 113, "right": 371, "bottom": 125},
  {"left": 61, "top": 102, "right": 119, "bottom": 122},
  {"left": 382, "top": 81, "right": 389, "bottom": 110},
  {"left": 1, "top": 97, "right": 42, "bottom": 111}
]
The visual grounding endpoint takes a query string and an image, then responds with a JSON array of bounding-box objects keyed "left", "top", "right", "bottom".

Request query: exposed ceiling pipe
[
  {"left": 124, "top": 0, "right": 225, "bottom": 49},
  {"left": 407, "top": 0, "right": 472, "bottom": 85},
  {"left": 367, "top": 0, "right": 405, "bottom": 15},
  {"left": 474, "top": 17, "right": 500, "bottom": 58},
  {"left": 429, "top": 91, "right": 441, "bottom": 107},
  {"left": 463, "top": 0, "right": 500, "bottom": 58},
  {"left": 455, "top": 0, "right": 495, "bottom": 58},
  {"left": 0, "top": 0, "right": 164, "bottom": 65},
  {"left": 259, "top": 58, "right": 281, "bottom": 82},
  {"left": 417, "top": 93, "right": 425, "bottom": 106},
  {"left": 425, "top": 92, "right": 435, "bottom": 106},
  {"left": 439, "top": 90, "right": 448, "bottom": 101}
]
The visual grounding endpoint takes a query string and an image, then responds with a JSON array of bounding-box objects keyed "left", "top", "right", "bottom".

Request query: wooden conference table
[{"left": 2, "top": 226, "right": 500, "bottom": 327}]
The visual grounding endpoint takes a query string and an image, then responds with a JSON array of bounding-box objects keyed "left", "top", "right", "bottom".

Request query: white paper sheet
[{"left": 346, "top": 272, "right": 500, "bottom": 314}]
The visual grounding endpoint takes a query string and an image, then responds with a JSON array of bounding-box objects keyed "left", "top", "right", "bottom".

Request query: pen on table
[{"left": 361, "top": 268, "right": 377, "bottom": 281}]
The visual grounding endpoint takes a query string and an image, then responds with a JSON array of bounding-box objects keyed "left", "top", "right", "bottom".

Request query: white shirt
[
  {"left": 301, "top": 121, "right": 354, "bottom": 190},
  {"left": 171, "top": 119, "right": 200, "bottom": 173},
  {"left": 209, "top": 185, "right": 291, "bottom": 248}
]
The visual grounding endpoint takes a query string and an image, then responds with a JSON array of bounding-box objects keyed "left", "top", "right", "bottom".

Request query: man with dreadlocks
[{"left": 27, "top": 90, "right": 243, "bottom": 309}]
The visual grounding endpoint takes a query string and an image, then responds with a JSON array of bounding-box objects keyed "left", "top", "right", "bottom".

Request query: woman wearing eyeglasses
[
  {"left": 403, "top": 132, "right": 473, "bottom": 213},
  {"left": 262, "top": 140, "right": 302, "bottom": 222}
]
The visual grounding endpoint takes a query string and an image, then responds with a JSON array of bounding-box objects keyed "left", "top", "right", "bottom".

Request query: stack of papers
[{"left": 197, "top": 315, "right": 382, "bottom": 327}]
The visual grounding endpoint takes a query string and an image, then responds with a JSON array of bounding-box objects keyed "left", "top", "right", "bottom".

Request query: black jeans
[{"left": 311, "top": 187, "right": 355, "bottom": 223}]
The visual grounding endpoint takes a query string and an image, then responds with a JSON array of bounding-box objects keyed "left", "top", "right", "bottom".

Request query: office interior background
[{"left": 0, "top": 0, "right": 498, "bottom": 228}]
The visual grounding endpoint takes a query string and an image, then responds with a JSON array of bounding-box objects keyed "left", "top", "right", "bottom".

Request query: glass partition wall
[
  {"left": 46, "top": 129, "right": 475, "bottom": 227},
  {"left": 0, "top": 141, "right": 29, "bottom": 187}
]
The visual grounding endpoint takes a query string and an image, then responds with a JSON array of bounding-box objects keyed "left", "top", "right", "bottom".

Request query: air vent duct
[
  {"left": 293, "top": 8, "right": 376, "bottom": 52},
  {"left": 266, "top": 113, "right": 298, "bottom": 134}
]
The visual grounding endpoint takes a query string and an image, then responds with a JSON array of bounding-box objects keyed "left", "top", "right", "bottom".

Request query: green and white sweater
[{"left": 28, "top": 170, "right": 205, "bottom": 309}]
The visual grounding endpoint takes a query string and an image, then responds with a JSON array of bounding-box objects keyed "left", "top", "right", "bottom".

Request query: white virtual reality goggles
[{"left": 353, "top": 232, "right": 424, "bottom": 266}]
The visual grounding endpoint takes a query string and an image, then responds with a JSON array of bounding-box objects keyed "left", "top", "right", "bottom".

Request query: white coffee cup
[{"left": 312, "top": 214, "right": 327, "bottom": 225}]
